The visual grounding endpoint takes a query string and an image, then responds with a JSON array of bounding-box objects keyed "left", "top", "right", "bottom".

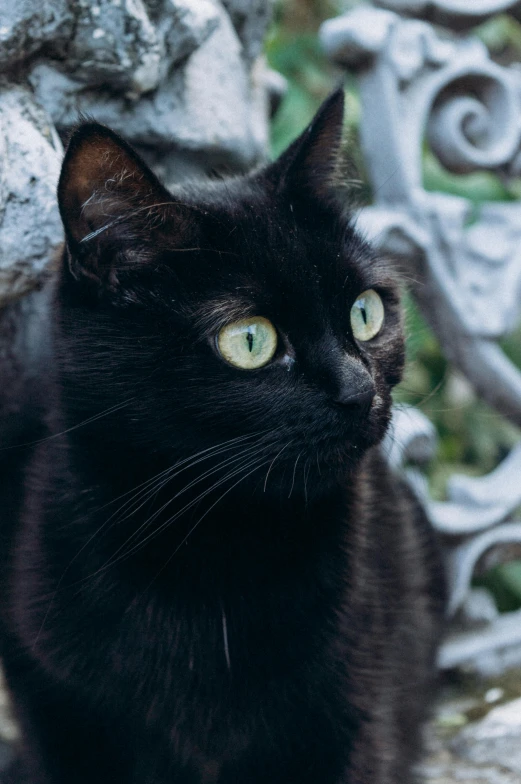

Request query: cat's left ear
[
  {"left": 58, "top": 122, "right": 174, "bottom": 282},
  {"left": 267, "top": 88, "right": 345, "bottom": 202}
]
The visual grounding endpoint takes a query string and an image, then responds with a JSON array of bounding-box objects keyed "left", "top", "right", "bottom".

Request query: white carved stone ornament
[{"left": 322, "top": 0, "right": 521, "bottom": 673}]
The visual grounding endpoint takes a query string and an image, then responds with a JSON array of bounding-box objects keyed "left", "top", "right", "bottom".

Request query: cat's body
[{"left": 0, "top": 92, "right": 445, "bottom": 784}]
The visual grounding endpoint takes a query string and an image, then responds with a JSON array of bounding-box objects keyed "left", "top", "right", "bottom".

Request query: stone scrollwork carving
[
  {"left": 427, "top": 70, "right": 521, "bottom": 175},
  {"left": 321, "top": 4, "right": 521, "bottom": 671}
]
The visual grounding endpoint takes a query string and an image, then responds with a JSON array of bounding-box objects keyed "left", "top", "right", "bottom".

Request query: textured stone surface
[
  {"left": 221, "top": 0, "right": 274, "bottom": 62},
  {"left": 0, "top": 85, "right": 63, "bottom": 307},
  {"left": 420, "top": 685, "right": 521, "bottom": 783},
  {"left": 417, "top": 670, "right": 521, "bottom": 784},
  {"left": 0, "top": 0, "right": 272, "bottom": 306},
  {"left": 421, "top": 737, "right": 521, "bottom": 783},
  {"left": 451, "top": 698, "right": 521, "bottom": 775},
  {"left": 64, "top": 0, "right": 162, "bottom": 94},
  {"left": 29, "top": 2, "right": 268, "bottom": 166},
  {"left": 158, "top": 0, "right": 221, "bottom": 68},
  {"left": 0, "top": 0, "right": 74, "bottom": 68}
]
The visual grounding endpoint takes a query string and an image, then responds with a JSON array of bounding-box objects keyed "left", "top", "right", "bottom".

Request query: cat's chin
[
  {"left": 313, "top": 444, "right": 371, "bottom": 486},
  {"left": 312, "top": 409, "right": 391, "bottom": 465},
  {"left": 250, "top": 438, "right": 378, "bottom": 502}
]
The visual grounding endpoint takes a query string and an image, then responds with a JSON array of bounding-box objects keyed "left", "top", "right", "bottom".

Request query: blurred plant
[
  {"left": 266, "top": 0, "right": 342, "bottom": 157},
  {"left": 397, "top": 298, "right": 519, "bottom": 499}
]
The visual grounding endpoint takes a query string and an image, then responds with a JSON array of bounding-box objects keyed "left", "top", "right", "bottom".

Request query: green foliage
[
  {"left": 475, "top": 562, "right": 521, "bottom": 613},
  {"left": 266, "top": 2, "right": 521, "bottom": 606},
  {"left": 477, "top": 13, "right": 521, "bottom": 62},
  {"left": 397, "top": 298, "right": 519, "bottom": 499},
  {"left": 423, "top": 148, "right": 516, "bottom": 203},
  {"left": 265, "top": 0, "right": 346, "bottom": 157}
]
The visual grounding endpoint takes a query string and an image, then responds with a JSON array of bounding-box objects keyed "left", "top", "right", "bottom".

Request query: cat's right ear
[
  {"left": 266, "top": 89, "right": 345, "bottom": 204},
  {"left": 58, "top": 122, "right": 174, "bottom": 284}
]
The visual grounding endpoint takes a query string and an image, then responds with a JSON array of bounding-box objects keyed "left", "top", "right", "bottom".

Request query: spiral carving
[{"left": 427, "top": 71, "right": 521, "bottom": 174}]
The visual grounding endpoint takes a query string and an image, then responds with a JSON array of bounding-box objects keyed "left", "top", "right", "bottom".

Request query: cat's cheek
[
  {"left": 360, "top": 391, "right": 393, "bottom": 446},
  {"left": 362, "top": 343, "right": 405, "bottom": 390}
]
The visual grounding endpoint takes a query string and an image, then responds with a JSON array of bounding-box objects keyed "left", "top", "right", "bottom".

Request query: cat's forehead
[
  {"left": 161, "top": 178, "right": 396, "bottom": 344},
  {"left": 180, "top": 176, "right": 373, "bottom": 290}
]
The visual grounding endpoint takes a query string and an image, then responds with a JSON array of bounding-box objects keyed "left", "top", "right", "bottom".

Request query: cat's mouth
[
  {"left": 303, "top": 392, "right": 388, "bottom": 450},
  {"left": 270, "top": 399, "right": 390, "bottom": 478},
  {"left": 251, "top": 424, "right": 381, "bottom": 499}
]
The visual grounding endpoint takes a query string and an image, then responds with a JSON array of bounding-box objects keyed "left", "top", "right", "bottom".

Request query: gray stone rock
[
  {"left": 1, "top": 0, "right": 221, "bottom": 94},
  {"left": 451, "top": 697, "right": 521, "bottom": 775},
  {"left": 64, "top": 0, "right": 162, "bottom": 95},
  {"left": 0, "top": 0, "right": 272, "bottom": 306},
  {"left": 158, "top": 0, "right": 221, "bottom": 68},
  {"left": 0, "top": 0, "right": 73, "bottom": 68},
  {"left": 221, "top": 0, "right": 274, "bottom": 62},
  {"left": 58, "top": 0, "right": 219, "bottom": 97},
  {"left": 0, "top": 85, "right": 63, "bottom": 307},
  {"left": 419, "top": 686, "right": 521, "bottom": 784},
  {"left": 29, "top": 1, "right": 269, "bottom": 169}
]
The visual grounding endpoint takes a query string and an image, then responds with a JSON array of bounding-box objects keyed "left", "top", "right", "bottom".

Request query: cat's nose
[
  {"left": 333, "top": 386, "right": 375, "bottom": 412},
  {"left": 329, "top": 355, "right": 375, "bottom": 412}
]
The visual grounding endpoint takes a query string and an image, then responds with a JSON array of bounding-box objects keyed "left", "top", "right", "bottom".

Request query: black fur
[{"left": 0, "top": 91, "right": 445, "bottom": 784}]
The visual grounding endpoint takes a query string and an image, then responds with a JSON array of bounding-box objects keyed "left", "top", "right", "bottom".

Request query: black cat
[{"left": 0, "top": 90, "right": 445, "bottom": 784}]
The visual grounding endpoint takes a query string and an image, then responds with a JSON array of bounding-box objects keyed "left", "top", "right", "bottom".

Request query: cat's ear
[
  {"left": 267, "top": 88, "right": 345, "bottom": 202},
  {"left": 58, "top": 122, "right": 173, "bottom": 282}
]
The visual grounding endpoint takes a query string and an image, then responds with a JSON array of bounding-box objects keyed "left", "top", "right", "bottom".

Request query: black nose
[{"left": 334, "top": 386, "right": 375, "bottom": 412}]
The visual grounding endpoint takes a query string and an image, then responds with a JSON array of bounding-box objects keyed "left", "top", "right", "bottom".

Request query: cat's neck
[{"left": 42, "top": 430, "right": 359, "bottom": 593}]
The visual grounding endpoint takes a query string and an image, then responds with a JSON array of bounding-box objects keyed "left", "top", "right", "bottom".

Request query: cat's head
[{"left": 56, "top": 90, "right": 404, "bottom": 494}]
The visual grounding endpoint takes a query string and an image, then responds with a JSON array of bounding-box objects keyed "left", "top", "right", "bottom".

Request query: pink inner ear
[{"left": 59, "top": 124, "right": 168, "bottom": 246}]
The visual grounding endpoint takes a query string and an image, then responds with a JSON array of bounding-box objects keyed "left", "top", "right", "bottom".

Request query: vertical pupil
[
  {"left": 246, "top": 330, "right": 254, "bottom": 352},
  {"left": 361, "top": 305, "right": 367, "bottom": 325}
]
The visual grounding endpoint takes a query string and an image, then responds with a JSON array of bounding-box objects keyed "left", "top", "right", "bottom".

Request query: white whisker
[
  {"left": 263, "top": 441, "right": 292, "bottom": 492},
  {"left": 221, "top": 603, "right": 231, "bottom": 671},
  {"left": 288, "top": 452, "right": 302, "bottom": 499}
]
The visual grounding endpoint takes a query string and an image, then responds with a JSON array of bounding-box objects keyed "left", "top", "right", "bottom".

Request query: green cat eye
[
  {"left": 217, "top": 317, "right": 278, "bottom": 370},
  {"left": 350, "top": 290, "right": 384, "bottom": 342}
]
